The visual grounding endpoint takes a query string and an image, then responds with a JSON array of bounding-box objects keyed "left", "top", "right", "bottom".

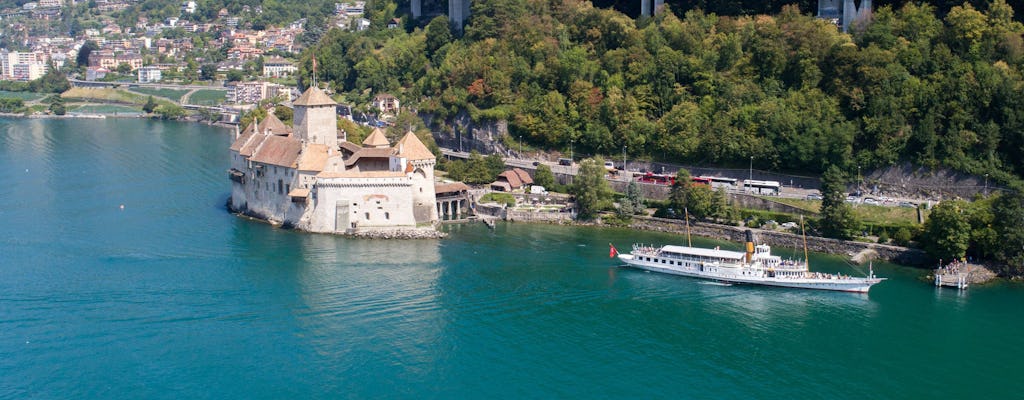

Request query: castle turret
[
  {"left": 293, "top": 86, "right": 337, "bottom": 149},
  {"left": 396, "top": 130, "right": 438, "bottom": 223}
]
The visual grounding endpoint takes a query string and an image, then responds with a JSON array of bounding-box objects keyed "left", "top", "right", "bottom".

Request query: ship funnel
[{"left": 745, "top": 230, "right": 755, "bottom": 263}]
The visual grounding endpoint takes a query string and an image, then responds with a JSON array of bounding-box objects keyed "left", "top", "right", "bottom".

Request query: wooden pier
[{"left": 934, "top": 261, "right": 972, "bottom": 289}]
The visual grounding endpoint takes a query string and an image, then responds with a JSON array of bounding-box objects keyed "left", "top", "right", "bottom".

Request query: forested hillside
[{"left": 303, "top": 0, "right": 1024, "bottom": 184}]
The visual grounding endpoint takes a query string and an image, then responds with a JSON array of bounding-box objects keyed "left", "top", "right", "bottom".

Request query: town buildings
[{"left": 137, "top": 65, "right": 161, "bottom": 83}]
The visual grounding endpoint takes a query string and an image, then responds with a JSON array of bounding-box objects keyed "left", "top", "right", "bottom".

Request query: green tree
[
  {"left": 668, "top": 168, "right": 691, "bottom": 212},
  {"left": 991, "top": 190, "right": 1024, "bottom": 275},
  {"left": 77, "top": 40, "right": 98, "bottom": 67},
  {"left": 818, "top": 166, "right": 859, "bottom": 239},
  {"left": 892, "top": 227, "right": 914, "bottom": 247},
  {"left": 921, "top": 200, "right": 971, "bottom": 262},
  {"left": 226, "top": 69, "right": 245, "bottom": 82},
  {"left": 686, "top": 184, "right": 720, "bottom": 220},
  {"left": 274, "top": 105, "right": 293, "bottom": 125},
  {"left": 142, "top": 96, "right": 158, "bottom": 113},
  {"left": 533, "top": 163, "right": 555, "bottom": 190},
  {"left": 620, "top": 180, "right": 645, "bottom": 215},
  {"left": 200, "top": 64, "right": 217, "bottom": 81},
  {"left": 116, "top": 63, "right": 132, "bottom": 74},
  {"left": 49, "top": 100, "right": 66, "bottom": 116},
  {"left": 153, "top": 104, "right": 185, "bottom": 120},
  {"left": 571, "top": 157, "right": 613, "bottom": 220},
  {"left": 424, "top": 15, "right": 452, "bottom": 62}
]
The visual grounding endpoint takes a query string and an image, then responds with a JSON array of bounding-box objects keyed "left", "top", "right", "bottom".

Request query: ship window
[
  {"left": 385, "top": 212, "right": 390, "bottom": 220},
  {"left": 365, "top": 212, "right": 370, "bottom": 220}
]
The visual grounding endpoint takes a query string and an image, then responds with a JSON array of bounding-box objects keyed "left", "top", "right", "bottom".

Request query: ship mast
[
  {"left": 684, "top": 207, "right": 692, "bottom": 247},
  {"left": 801, "top": 215, "right": 809, "bottom": 268}
]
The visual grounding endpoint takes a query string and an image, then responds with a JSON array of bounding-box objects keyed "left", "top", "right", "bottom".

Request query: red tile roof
[{"left": 250, "top": 135, "right": 302, "bottom": 168}]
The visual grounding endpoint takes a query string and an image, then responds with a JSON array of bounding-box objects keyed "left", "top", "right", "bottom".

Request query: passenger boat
[{"left": 611, "top": 229, "right": 885, "bottom": 293}]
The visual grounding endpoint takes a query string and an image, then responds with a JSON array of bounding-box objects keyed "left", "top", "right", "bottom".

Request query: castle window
[
  {"left": 365, "top": 212, "right": 370, "bottom": 220},
  {"left": 385, "top": 212, "right": 390, "bottom": 220},
  {"left": 278, "top": 179, "right": 283, "bottom": 194}
]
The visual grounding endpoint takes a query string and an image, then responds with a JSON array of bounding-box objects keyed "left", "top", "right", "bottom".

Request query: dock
[{"left": 934, "top": 261, "right": 972, "bottom": 289}]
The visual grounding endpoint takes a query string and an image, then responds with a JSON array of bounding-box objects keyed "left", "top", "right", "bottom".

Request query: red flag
[{"left": 609, "top": 243, "right": 618, "bottom": 258}]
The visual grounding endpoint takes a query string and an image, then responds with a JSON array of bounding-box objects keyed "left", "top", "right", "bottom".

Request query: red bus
[
  {"left": 691, "top": 176, "right": 711, "bottom": 186},
  {"left": 637, "top": 172, "right": 676, "bottom": 185}
]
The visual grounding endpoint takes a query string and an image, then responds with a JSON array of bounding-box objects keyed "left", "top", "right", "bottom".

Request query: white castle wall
[
  {"left": 305, "top": 176, "right": 418, "bottom": 233},
  {"left": 232, "top": 161, "right": 304, "bottom": 225}
]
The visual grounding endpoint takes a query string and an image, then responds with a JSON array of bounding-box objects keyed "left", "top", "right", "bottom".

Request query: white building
[
  {"left": 181, "top": 1, "right": 197, "bottom": 13},
  {"left": 227, "top": 81, "right": 289, "bottom": 104},
  {"left": 137, "top": 65, "right": 161, "bottom": 83},
  {"left": 228, "top": 86, "right": 438, "bottom": 235},
  {"left": 0, "top": 50, "right": 47, "bottom": 81},
  {"left": 262, "top": 57, "right": 296, "bottom": 78}
]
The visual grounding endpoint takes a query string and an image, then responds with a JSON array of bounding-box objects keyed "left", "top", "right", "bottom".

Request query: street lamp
[
  {"left": 858, "top": 165, "right": 862, "bottom": 189},
  {"left": 748, "top": 156, "right": 753, "bottom": 192},
  {"left": 622, "top": 145, "right": 627, "bottom": 172},
  {"left": 985, "top": 173, "right": 989, "bottom": 195},
  {"left": 570, "top": 139, "right": 574, "bottom": 162},
  {"left": 518, "top": 135, "right": 522, "bottom": 158}
]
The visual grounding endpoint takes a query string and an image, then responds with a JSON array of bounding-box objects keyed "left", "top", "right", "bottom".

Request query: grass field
[
  {"left": 129, "top": 87, "right": 190, "bottom": 102},
  {"left": 761, "top": 195, "right": 925, "bottom": 226},
  {"left": 187, "top": 89, "right": 226, "bottom": 105},
  {"left": 62, "top": 87, "right": 149, "bottom": 105},
  {"left": 0, "top": 90, "right": 44, "bottom": 101},
  {"left": 70, "top": 104, "right": 143, "bottom": 114}
]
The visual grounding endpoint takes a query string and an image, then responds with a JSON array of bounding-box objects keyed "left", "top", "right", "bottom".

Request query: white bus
[
  {"left": 701, "top": 176, "right": 738, "bottom": 189},
  {"left": 742, "top": 179, "right": 781, "bottom": 195}
]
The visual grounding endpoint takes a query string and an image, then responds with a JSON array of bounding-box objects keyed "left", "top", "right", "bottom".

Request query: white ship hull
[{"left": 617, "top": 247, "right": 883, "bottom": 294}]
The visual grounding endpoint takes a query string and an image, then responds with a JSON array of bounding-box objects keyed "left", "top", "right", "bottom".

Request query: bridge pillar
[
  {"left": 448, "top": 0, "right": 470, "bottom": 31},
  {"left": 411, "top": 0, "right": 421, "bottom": 18},
  {"left": 641, "top": 0, "right": 650, "bottom": 16}
]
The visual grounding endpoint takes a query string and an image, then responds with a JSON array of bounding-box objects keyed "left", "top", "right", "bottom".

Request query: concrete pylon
[
  {"left": 448, "top": 0, "right": 470, "bottom": 31},
  {"left": 641, "top": 0, "right": 650, "bottom": 16},
  {"left": 411, "top": 0, "right": 421, "bottom": 18},
  {"left": 842, "top": 0, "right": 856, "bottom": 32}
]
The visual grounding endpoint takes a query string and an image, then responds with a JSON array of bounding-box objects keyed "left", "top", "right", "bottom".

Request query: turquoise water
[{"left": 1, "top": 118, "right": 1022, "bottom": 398}]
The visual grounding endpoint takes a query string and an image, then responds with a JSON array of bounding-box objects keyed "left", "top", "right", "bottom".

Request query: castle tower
[
  {"left": 293, "top": 86, "right": 337, "bottom": 149},
  {"left": 396, "top": 130, "right": 438, "bottom": 223},
  {"left": 362, "top": 127, "right": 391, "bottom": 149}
]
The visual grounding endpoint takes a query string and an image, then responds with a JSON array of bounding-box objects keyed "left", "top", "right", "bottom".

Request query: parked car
[
  {"left": 806, "top": 193, "right": 823, "bottom": 200},
  {"left": 863, "top": 198, "right": 879, "bottom": 205},
  {"left": 899, "top": 201, "right": 916, "bottom": 208},
  {"left": 604, "top": 161, "right": 616, "bottom": 172},
  {"left": 558, "top": 158, "right": 572, "bottom": 166}
]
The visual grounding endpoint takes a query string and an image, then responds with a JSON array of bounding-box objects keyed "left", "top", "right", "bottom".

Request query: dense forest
[{"left": 301, "top": 0, "right": 1024, "bottom": 186}]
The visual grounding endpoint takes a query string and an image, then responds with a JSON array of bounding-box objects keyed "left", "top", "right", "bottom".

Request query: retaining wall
[{"left": 628, "top": 216, "right": 930, "bottom": 266}]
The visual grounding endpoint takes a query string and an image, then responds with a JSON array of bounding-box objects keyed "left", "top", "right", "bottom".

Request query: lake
[{"left": 1, "top": 117, "right": 1021, "bottom": 398}]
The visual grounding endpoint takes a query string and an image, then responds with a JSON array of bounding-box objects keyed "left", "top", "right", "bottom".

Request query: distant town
[{"left": 0, "top": 0, "right": 394, "bottom": 121}]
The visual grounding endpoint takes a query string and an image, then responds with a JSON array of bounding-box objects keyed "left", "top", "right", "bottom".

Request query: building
[
  {"left": 1, "top": 50, "right": 47, "bottom": 81},
  {"left": 137, "top": 65, "right": 161, "bottom": 83},
  {"left": 490, "top": 168, "right": 533, "bottom": 192},
  {"left": 373, "top": 93, "right": 399, "bottom": 116},
  {"left": 85, "top": 66, "right": 110, "bottom": 81},
  {"left": 228, "top": 86, "right": 439, "bottom": 236},
  {"left": 262, "top": 57, "right": 296, "bottom": 78},
  {"left": 227, "top": 81, "right": 289, "bottom": 104},
  {"left": 181, "top": 1, "right": 197, "bottom": 13}
]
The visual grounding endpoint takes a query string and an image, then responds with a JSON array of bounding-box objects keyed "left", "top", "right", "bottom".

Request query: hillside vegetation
[{"left": 302, "top": 0, "right": 1024, "bottom": 186}]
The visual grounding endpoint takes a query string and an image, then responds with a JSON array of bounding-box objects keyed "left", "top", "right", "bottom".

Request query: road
[{"left": 440, "top": 147, "right": 929, "bottom": 207}]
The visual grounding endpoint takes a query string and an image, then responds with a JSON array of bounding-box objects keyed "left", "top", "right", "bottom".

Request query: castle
[{"left": 228, "top": 86, "right": 440, "bottom": 236}]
